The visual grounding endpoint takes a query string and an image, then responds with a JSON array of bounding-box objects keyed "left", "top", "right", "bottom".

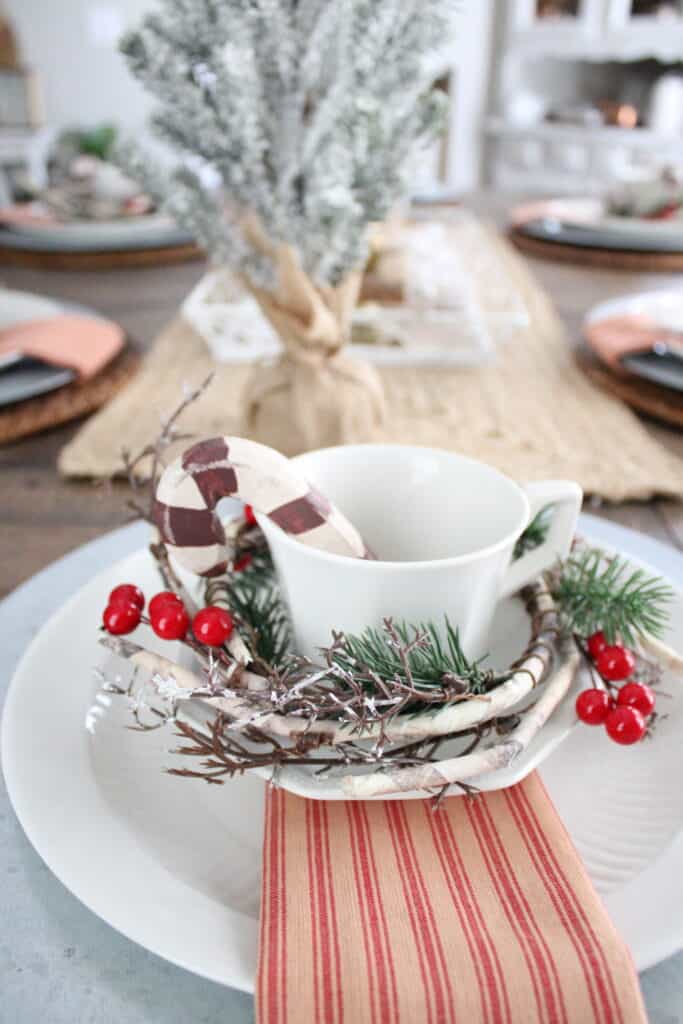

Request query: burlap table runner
[{"left": 59, "top": 223, "right": 683, "bottom": 501}]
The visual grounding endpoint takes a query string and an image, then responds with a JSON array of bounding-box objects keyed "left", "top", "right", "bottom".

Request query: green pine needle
[
  {"left": 331, "top": 619, "right": 493, "bottom": 695},
  {"left": 514, "top": 504, "right": 553, "bottom": 560},
  {"left": 202, "top": 537, "right": 672, "bottom": 690},
  {"left": 552, "top": 548, "right": 673, "bottom": 646},
  {"left": 205, "top": 552, "right": 290, "bottom": 667}
]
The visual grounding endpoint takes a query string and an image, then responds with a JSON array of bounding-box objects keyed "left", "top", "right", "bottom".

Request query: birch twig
[
  {"left": 639, "top": 634, "right": 683, "bottom": 676},
  {"left": 340, "top": 646, "right": 581, "bottom": 798}
]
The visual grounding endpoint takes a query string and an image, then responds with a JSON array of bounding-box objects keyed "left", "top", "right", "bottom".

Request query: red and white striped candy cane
[{"left": 154, "top": 436, "right": 372, "bottom": 576}]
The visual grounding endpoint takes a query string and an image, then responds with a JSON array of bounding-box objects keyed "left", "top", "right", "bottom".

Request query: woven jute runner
[{"left": 59, "top": 221, "right": 683, "bottom": 502}]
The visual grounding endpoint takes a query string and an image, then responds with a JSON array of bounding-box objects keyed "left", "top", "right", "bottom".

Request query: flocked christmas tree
[{"left": 119, "top": 0, "right": 452, "bottom": 452}]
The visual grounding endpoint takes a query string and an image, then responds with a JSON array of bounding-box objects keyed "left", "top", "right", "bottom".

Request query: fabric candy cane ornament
[{"left": 154, "top": 436, "right": 372, "bottom": 576}]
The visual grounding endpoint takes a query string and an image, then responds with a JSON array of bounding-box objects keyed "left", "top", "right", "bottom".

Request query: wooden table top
[{"left": 1, "top": 192, "right": 682, "bottom": 600}]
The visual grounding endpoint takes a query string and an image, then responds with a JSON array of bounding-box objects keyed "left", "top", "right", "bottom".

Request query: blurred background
[
  {"left": 5, "top": 0, "right": 683, "bottom": 200},
  {"left": 1, "top": 0, "right": 682, "bottom": 587},
  {"left": 2, "top": 7, "right": 683, "bottom": 1021}
]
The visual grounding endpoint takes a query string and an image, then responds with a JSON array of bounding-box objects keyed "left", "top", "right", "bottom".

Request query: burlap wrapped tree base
[
  {"left": 242, "top": 244, "right": 385, "bottom": 454},
  {"left": 59, "top": 221, "right": 683, "bottom": 502}
]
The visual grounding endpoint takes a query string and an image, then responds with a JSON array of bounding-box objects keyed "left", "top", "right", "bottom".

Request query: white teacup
[{"left": 258, "top": 445, "right": 582, "bottom": 662}]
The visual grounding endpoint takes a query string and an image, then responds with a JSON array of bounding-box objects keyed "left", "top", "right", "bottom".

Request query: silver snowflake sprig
[{"left": 118, "top": 0, "right": 454, "bottom": 288}]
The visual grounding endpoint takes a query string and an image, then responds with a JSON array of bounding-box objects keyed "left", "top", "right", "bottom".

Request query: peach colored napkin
[
  {"left": 585, "top": 313, "right": 683, "bottom": 372},
  {"left": 0, "top": 316, "right": 124, "bottom": 380},
  {"left": 257, "top": 774, "right": 647, "bottom": 1024}
]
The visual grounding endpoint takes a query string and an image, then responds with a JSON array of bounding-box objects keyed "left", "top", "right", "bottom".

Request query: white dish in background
[
  {"left": 0, "top": 213, "right": 194, "bottom": 252},
  {"left": 585, "top": 289, "right": 683, "bottom": 334},
  {"left": 0, "top": 288, "right": 63, "bottom": 329},
  {"left": 512, "top": 197, "right": 683, "bottom": 252},
  {"left": 183, "top": 211, "right": 529, "bottom": 369},
  {"left": 583, "top": 289, "right": 683, "bottom": 392},
  {"left": 0, "top": 287, "right": 106, "bottom": 327},
  {"left": 2, "top": 523, "right": 683, "bottom": 991},
  {"left": 183, "top": 266, "right": 497, "bottom": 369}
]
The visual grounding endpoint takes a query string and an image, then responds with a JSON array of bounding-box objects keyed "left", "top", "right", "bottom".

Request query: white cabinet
[
  {"left": 606, "top": 1, "right": 683, "bottom": 60},
  {"left": 507, "top": 0, "right": 683, "bottom": 56},
  {"left": 0, "top": 127, "right": 50, "bottom": 204},
  {"left": 411, "top": 0, "right": 497, "bottom": 194},
  {"left": 486, "top": 0, "right": 683, "bottom": 192},
  {"left": 508, "top": 0, "right": 604, "bottom": 46}
]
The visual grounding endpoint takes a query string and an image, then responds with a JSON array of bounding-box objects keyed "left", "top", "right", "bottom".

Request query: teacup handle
[{"left": 499, "top": 480, "right": 582, "bottom": 600}]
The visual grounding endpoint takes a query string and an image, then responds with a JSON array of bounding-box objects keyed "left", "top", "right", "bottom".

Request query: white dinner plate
[
  {"left": 2, "top": 528, "right": 683, "bottom": 992},
  {"left": 512, "top": 197, "right": 683, "bottom": 252},
  {"left": 583, "top": 289, "right": 683, "bottom": 392},
  {"left": 0, "top": 288, "right": 109, "bottom": 407},
  {"left": 0, "top": 288, "right": 63, "bottom": 328},
  {"left": 585, "top": 289, "right": 683, "bottom": 334},
  {"left": 0, "top": 287, "right": 101, "bottom": 329}
]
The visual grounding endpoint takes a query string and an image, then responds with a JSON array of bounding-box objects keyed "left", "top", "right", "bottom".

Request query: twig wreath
[{"left": 99, "top": 379, "right": 683, "bottom": 801}]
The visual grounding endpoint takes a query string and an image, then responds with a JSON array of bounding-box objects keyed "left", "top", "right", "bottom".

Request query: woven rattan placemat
[
  {"left": 578, "top": 354, "right": 683, "bottom": 430},
  {"left": 59, "top": 222, "right": 683, "bottom": 502},
  {"left": 0, "top": 346, "right": 140, "bottom": 445},
  {"left": 0, "top": 241, "right": 204, "bottom": 272},
  {"left": 509, "top": 227, "right": 683, "bottom": 273}
]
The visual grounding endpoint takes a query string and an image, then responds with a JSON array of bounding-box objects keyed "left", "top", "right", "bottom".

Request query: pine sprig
[
  {"left": 331, "top": 619, "right": 496, "bottom": 696},
  {"left": 551, "top": 547, "right": 673, "bottom": 646},
  {"left": 205, "top": 553, "right": 290, "bottom": 668},
  {"left": 514, "top": 505, "right": 552, "bottom": 560}
]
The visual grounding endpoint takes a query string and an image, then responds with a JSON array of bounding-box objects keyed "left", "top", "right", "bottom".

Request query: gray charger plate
[
  {"left": 0, "top": 216, "right": 194, "bottom": 253},
  {"left": 520, "top": 217, "right": 683, "bottom": 253},
  {"left": 0, "top": 357, "right": 75, "bottom": 406},
  {"left": 622, "top": 351, "right": 683, "bottom": 393}
]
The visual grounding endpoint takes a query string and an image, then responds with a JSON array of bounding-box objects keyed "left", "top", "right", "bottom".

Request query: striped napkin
[{"left": 257, "top": 773, "right": 647, "bottom": 1023}]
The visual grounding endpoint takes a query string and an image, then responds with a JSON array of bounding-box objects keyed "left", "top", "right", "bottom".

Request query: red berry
[
  {"left": 150, "top": 602, "right": 189, "bottom": 641},
  {"left": 586, "top": 631, "right": 607, "bottom": 660},
  {"left": 103, "top": 601, "right": 141, "bottom": 635},
  {"left": 605, "top": 706, "right": 646, "bottom": 745},
  {"left": 193, "top": 606, "right": 234, "bottom": 646},
  {"left": 109, "top": 583, "right": 145, "bottom": 610},
  {"left": 234, "top": 554, "right": 253, "bottom": 573},
  {"left": 149, "top": 591, "right": 183, "bottom": 619},
  {"left": 244, "top": 504, "right": 257, "bottom": 526},
  {"left": 596, "top": 644, "right": 636, "bottom": 682},
  {"left": 576, "top": 688, "right": 612, "bottom": 725},
  {"left": 648, "top": 202, "right": 679, "bottom": 221},
  {"left": 617, "top": 682, "right": 656, "bottom": 718}
]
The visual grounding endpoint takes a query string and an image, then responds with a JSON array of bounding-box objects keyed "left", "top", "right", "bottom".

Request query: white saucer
[
  {"left": 243, "top": 585, "right": 580, "bottom": 799},
  {"left": 2, "top": 526, "right": 682, "bottom": 991}
]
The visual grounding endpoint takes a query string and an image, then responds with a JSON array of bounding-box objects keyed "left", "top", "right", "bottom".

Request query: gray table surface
[{"left": 1, "top": 518, "right": 682, "bottom": 1024}]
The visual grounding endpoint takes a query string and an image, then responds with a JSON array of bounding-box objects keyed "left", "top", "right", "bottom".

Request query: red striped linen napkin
[{"left": 256, "top": 772, "right": 647, "bottom": 1024}]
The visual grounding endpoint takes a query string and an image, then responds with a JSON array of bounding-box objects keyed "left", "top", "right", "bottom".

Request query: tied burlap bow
[{"left": 241, "top": 242, "right": 386, "bottom": 455}]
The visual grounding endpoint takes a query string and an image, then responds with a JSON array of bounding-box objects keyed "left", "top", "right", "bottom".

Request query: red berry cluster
[
  {"left": 575, "top": 631, "right": 655, "bottom": 745},
  {"left": 102, "top": 584, "right": 144, "bottom": 635},
  {"left": 101, "top": 583, "right": 234, "bottom": 648},
  {"left": 149, "top": 591, "right": 190, "bottom": 640}
]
